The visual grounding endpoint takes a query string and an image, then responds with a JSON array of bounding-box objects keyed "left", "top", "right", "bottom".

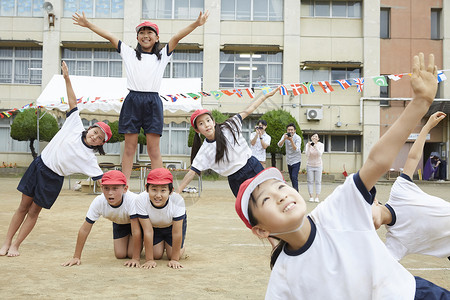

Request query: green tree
[
  {"left": 261, "top": 109, "right": 303, "bottom": 167},
  {"left": 107, "top": 120, "right": 124, "bottom": 143},
  {"left": 10, "top": 108, "right": 59, "bottom": 159}
]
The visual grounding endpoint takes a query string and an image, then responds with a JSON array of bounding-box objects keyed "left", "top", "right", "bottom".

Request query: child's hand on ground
[
  {"left": 123, "top": 259, "right": 140, "bottom": 268},
  {"left": 194, "top": 10, "right": 209, "bottom": 27},
  {"left": 72, "top": 12, "right": 89, "bottom": 28},
  {"left": 411, "top": 53, "right": 438, "bottom": 105},
  {"left": 168, "top": 260, "right": 183, "bottom": 269},
  {"left": 61, "top": 61, "right": 69, "bottom": 79},
  {"left": 424, "top": 111, "right": 446, "bottom": 131},
  {"left": 61, "top": 257, "right": 81, "bottom": 267},
  {"left": 141, "top": 260, "right": 157, "bottom": 269}
]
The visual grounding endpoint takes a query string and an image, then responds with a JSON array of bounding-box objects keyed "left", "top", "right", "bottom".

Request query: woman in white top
[{"left": 305, "top": 133, "right": 324, "bottom": 203}]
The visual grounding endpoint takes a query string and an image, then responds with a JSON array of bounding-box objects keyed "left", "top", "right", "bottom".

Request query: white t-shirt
[
  {"left": 191, "top": 115, "right": 252, "bottom": 176},
  {"left": 85, "top": 190, "right": 138, "bottom": 225},
  {"left": 265, "top": 173, "right": 415, "bottom": 300},
  {"left": 385, "top": 174, "right": 450, "bottom": 260},
  {"left": 250, "top": 131, "right": 271, "bottom": 162},
  {"left": 135, "top": 192, "right": 185, "bottom": 228},
  {"left": 41, "top": 108, "right": 103, "bottom": 179},
  {"left": 118, "top": 41, "right": 172, "bottom": 92}
]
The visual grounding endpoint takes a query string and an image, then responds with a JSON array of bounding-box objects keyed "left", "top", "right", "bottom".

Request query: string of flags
[{"left": 1, "top": 70, "right": 448, "bottom": 118}]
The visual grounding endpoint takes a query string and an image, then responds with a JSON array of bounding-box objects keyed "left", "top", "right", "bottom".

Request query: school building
[{"left": 0, "top": 0, "right": 448, "bottom": 178}]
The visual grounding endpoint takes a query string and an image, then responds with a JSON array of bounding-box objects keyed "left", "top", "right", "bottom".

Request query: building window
[
  {"left": 0, "top": 47, "right": 42, "bottom": 84},
  {"left": 301, "top": 0, "right": 361, "bottom": 18},
  {"left": 431, "top": 8, "right": 441, "bottom": 40},
  {"left": 379, "top": 76, "right": 390, "bottom": 106},
  {"left": 380, "top": 7, "right": 390, "bottom": 39},
  {"left": 62, "top": 48, "right": 122, "bottom": 77},
  {"left": 63, "top": 0, "right": 124, "bottom": 18},
  {"left": 219, "top": 51, "right": 283, "bottom": 88},
  {"left": 142, "top": 0, "right": 203, "bottom": 19},
  {"left": 330, "top": 135, "right": 361, "bottom": 152},
  {"left": 0, "top": 117, "right": 31, "bottom": 153},
  {"left": 0, "top": 0, "right": 44, "bottom": 16},
  {"left": 163, "top": 50, "right": 203, "bottom": 81},
  {"left": 300, "top": 67, "right": 361, "bottom": 83},
  {"left": 221, "top": 0, "right": 283, "bottom": 21}
]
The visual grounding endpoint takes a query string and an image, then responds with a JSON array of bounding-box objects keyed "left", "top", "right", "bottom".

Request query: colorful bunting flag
[
  {"left": 211, "top": 90, "right": 223, "bottom": 100},
  {"left": 60, "top": 97, "right": 67, "bottom": 104},
  {"left": 302, "top": 82, "right": 315, "bottom": 94},
  {"left": 279, "top": 85, "right": 289, "bottom": 96},
  {"left": 221, "top": 90, "right": 234, "bottom": 96},
  {"left": 167, "top": 95, "right": 178, "bottom": 102},
  {"left": 373, "top": 76, "right": 388, "bottom": 87},
  {"left": 353, "top": 78, "right": 364, "bottom": 92},
  {"left": 388, "top": 74, "right": 403, "bottom": 81},
  {"left": 261, "top": 86, "right": 273, "bottom": 95},
  {"left": 318, "top": 81, "right": 334, "bottom": 94},
  {"left": 199, "top": 92, "right": 211, "bottom": 97},
  {"left": 160, "top": 95, "right": 169, "bottom": 101},
  {"left": 437, "top": 72, "right": 447, "bottom": 83},
  {"left": 290, "top": 84, "right": 304, "bottom": 96},
  {"left": 187, "top": 93, "right": 201, "bottom": 100},
  {"left": 233, "top": 89, "right": 243, "bottom": 98},
  {"left": 336, "top": 79, "right": 352, "bottom": 90},
  {"left": 245, "top": 88, "right": 255, "bottom": 98}
]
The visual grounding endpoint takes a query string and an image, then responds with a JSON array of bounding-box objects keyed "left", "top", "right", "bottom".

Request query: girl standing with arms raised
[{"left": 72, "top": 11, "right": 209, "bottom": 181}]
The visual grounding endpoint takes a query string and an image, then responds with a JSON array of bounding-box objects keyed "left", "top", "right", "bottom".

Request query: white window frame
[
  {"left": 0, "top": 0, "right": 44, "bottom": 17},
  {"left": 142, "top": 0, "right": 204, "bottom": 19},
  {"left": 0, "top": 117, "right": 32, "bottom": 153},
  {"left": 63, "top": 0, "right": 124, "bottom": 18},
  {"left": 300, "top": 67, "right": 361, "bottom": 83},
  {"left": 62, "top": 48, "right": 122, "bottom": 77},
  {"left": 304, "top": 133, "right": 361, "bottom": 153},
  {"left": 163, "top": 50, "right": 203, "bottom": 84},
  {"left": 221, "top": 0, "right": 283, "bottom": 21},
  {"left": 0, "top": 47, "right": 42, "bottom": 84},
  {"left": 301, "top": 0, "right": 361, "bottom": 18}
]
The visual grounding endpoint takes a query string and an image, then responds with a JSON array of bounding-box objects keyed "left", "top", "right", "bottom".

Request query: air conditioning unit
[{"left": 306, "top": 108, "right": 323, "bottom": 120}]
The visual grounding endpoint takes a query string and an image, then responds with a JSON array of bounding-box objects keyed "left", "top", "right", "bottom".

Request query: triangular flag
[
  {"left": 60, "top": 97, "right": 67, "bottom": 104},
  {"left": 290, "top": 84, "right": 304, "bottom": 96},
  {"left": 221, "top": 90, "right": 234, "bottom": 96},
  {"left": 388, "top": 74, "right": 404, "bottom": 81},
  {"left": 233, "top": 89, "right": 243, "bottom": 98},
  {"left": 187, "top": 93, "right": 201, "bottom": 100},
  {"left": 353, "top": 78, "right": 364, "bottom": 92},
  {"left": 245, "top": 88, "right": 255, "bottom": 98},
  {"left": 373, "top": 76, "right": 388, "bottom": 86},
  {"left": 261, "top": 86, "right": 273, "bottom": 95},
  {"left": 160, "top": 95, "right": 169, "bottom": 101},
  {"left": 279, "top": 85, "right": 289, "bottom": 95},
  {"left": 302, "top": 82, "right": 315, "bottom": 94},
  {"left": 437, "top": 71, "right": 447, "bottom": 83},
  {"left": 336, "top": 79, "right": 352, "bottom": 90},
  {"left": 211, "top": 91, "right": 223, "bottom": 100},
  {"left": 318, "top": 81, "right": 334, "bottom": 93},
  {"left": 199, "top": 92, "right": 211, "bottom": 97},
  {"left": 167, "top": 95, "right": 178, "bottom": 102}
]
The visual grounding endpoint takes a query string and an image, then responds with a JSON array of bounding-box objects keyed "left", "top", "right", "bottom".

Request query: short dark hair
[
  {"left": 146, "top": 182, "right": 174, "bottom": 193},
  {"left": 257, "top": 119, "right": 267, "bottom": 126},
  {"left": 286, "top": 123, "right": 296, "bottom": 130}
]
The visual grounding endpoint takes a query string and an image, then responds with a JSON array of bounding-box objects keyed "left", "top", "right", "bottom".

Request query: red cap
[
  {"left": 101, "top": 170, "right": 127, "bottom": 185},
  {"left": 190, "top": 109, "right": 211, "bottom": 128},
  {"left": 235, "top": 168, "right": 285, "bottom": 229},
  {"left": 135, "top": 21, "right": 159, "bottom": 35},
  {"left": 147, "top": 168, "right": 173, "bottom": 185},
  {"left": 93, "top": 122, "right": 112, "bottom": 142}
]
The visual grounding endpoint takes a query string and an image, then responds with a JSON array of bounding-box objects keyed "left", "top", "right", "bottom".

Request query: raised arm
[
  {"left": 403, "top": 112, "right": 446, "bottom": 178},
  {"left": 72, "top": 12, "right": 119, "bottom": 49},
  {"left": 176, "top": 169, "right": 197, "bottom": 194},
  {"left": 240, "top": 87, "right": 279, "bottom": 120},
  {"left": 359, "top": 53, "right": 438, "bottom": 191},
  {"left": 62, "top": 61, "right": 77, "bottom": 111},
  {"left": 168, "top": 10, "right": 209, "bottom": 53},
  {"left": 61, "top": 221, "right": 93, "bottom": 267}
]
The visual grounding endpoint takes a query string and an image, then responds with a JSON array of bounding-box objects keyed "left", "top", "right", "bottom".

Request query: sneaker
[
  {"left": 314, "top": 198, "right": 320, "bottom": 203},
  {"left": 309, "top": 197, "right": 315, "bottom": 202}
]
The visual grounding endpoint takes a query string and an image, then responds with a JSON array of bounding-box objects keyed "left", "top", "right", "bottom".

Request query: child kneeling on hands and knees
[
  {"left": 0, "top": 62, "right": 111, "bottom": 257},
  {"left": 135, "top": 168, "right": 187, "bottom": 269},
  {"left": 235, "top": 53, "right": 450, "bottom": 299},
  {"left": 62, "top": 170, "right": 142, "bottom": 267}
]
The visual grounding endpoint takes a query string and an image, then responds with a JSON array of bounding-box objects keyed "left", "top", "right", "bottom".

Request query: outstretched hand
[
  {"left": 265, "top": 86, "right": 280, "bottom": 98},
  {"left": 424, "top": 111, "right": 446, "bottom": 130},
  {"left": 72, "top": 12, "right": 89, "bottom": 28},
  {"left": 195, "top": 10, "right": 210, "bottom": 27},
  {"left": 411, "top": 53, "right": 438, "bottom": 105},
  {"left": 61, "top": 61, "right": 69, "bottom": 79}
]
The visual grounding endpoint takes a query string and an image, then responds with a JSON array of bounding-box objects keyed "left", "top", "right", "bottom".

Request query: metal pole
[{"left": 36, "top": 108, "right": 40, "bottom": 155}]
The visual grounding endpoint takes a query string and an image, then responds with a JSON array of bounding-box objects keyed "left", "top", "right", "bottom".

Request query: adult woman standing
[{"left": 306, "top": 133, "right": 324, "bottom": 202}]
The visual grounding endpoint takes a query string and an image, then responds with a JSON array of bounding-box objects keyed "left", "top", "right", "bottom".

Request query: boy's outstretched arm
[
  {"left": 359, "top": 53, "right": 438, "bottom": 191},
  {"left": 72, "top": 12, "right": 119, "bottom": 49},
  {"left": 240, "top": 87, "right": 279, "bottom": 120},
  {"left": 61, "top": 221, "right": 93, "bottom": 267},
  {"left": 403, "top": 112, "right": 446, "bottom": 178},
  {"left": 62, "top": 61, "right": 77, "bottom": 111},
  {"left": 168, "top": 10, "right": 209, "bottom": 53}
]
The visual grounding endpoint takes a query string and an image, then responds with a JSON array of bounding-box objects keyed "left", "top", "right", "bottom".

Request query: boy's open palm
[
  {"left": 72, "top": 12, "right": 89, "bottom": 27},
  {"left": 411, "top": 53, "right": 438, "bottom": 105}
]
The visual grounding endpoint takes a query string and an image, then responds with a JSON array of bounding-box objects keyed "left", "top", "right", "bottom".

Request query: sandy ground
[{"left": 0, "top": 176, "right": 449, "bottom": 299}]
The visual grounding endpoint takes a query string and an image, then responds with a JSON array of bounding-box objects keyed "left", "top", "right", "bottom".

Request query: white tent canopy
[{"left": 36, "top": 75, "right": 203, "bottom": 114}]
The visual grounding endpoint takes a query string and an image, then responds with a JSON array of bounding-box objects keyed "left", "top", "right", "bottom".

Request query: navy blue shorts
[
  {"left": 414, "top": 276, "right": 450, "bottom": 299},
  {"left": 119, "top": 91, "right": 163, "bottom": 135},
  {"left": 153, "top": 215, "right": 187, "bottom": 248},
  {"left": 112, "top": 222, "right": 131, "bottom": 239},
  {"left": 17, "top": 156, "right": 64, "bottom": 209},
  {"left": 228, "top": 156, "right": 264, "bottom": 197}
]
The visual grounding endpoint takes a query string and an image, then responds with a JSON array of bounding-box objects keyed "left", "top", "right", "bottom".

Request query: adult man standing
[
  {"left": 277, "top": 123, "right": 302, "bottom": 191},
  {"left": 250, "top": 120, "right": 271, "bottom": 168}
]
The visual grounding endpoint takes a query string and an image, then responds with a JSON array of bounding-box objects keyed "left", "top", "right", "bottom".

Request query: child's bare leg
[
  {"left": 0, "top": 194, "right": 34, "bottom": 256},
  {"left": 121, "top": 133, "right": 138, "bottom": 182},
  {"left": 146, "top": 133, "right": 163, "bottom": 169},
  {"left": 153, "top": 241, "right": 165, "bottom": 260},
  {"left": 114, "top": 235, "right": 130, "bottom": 259},
  {"left": 372, "top": 199, "right": 392, "bottom": 230},
  {"left": 7, "top": 201, "right": 42, "bottom": 257},
  {"left": 165, "top": 244, "right": 185, "bottom": 260}
]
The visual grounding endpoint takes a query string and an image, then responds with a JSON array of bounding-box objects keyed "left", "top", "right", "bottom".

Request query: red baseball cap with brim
[
  {"left": 102, "top": 170, "right": 127, "bottom": 185},
  {"left": 147, "top": 168, "right": 173, "bottom": 185},
  {"left": 190, "top": 109, "right": 211, "bottom": 128},
  {"left": 93, "top": 122, "right": 112, "bottom": 142},
  {"left": 136, "top": 21, "right": 159, "bottom": 35},
  {"left": 235, "top": 168, "right": 285, "bottom": 229}
]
